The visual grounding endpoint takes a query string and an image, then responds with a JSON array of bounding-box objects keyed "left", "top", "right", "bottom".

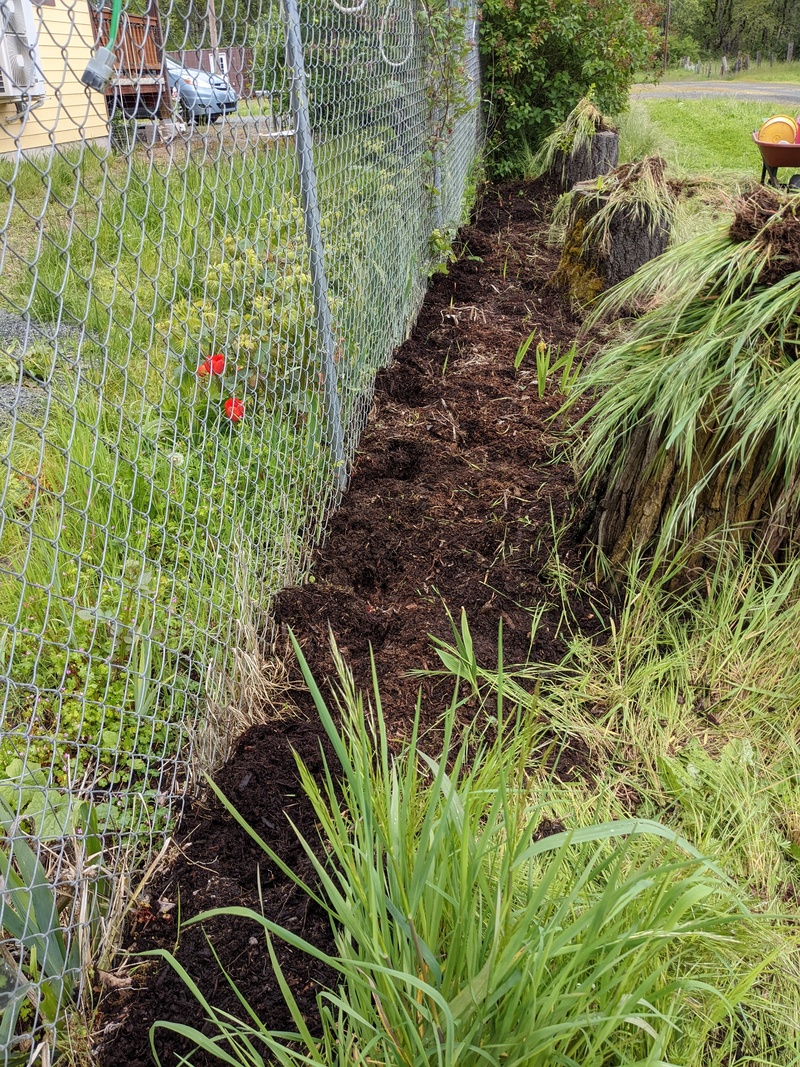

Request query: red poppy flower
[
  {"left": 196, "top": 352, "right": 226, "bottom": 377},
  {"left": 224, "top": 397, "right": 244, "bottom": 423}
]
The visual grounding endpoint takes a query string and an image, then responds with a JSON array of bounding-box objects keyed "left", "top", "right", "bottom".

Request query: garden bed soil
[{"left": 95, "top": 176, "right": 607, "bottom": 1066}]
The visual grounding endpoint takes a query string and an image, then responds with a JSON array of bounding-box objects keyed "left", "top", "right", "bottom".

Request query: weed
[
  {"left": 0, "top": 792, "right": 108, "bottom": 1063},
  {"left": 428, "top": 228, "right": 457, "bottom": 274},
  {"left": 147, "top": 636, "right": 784, "bottom": 1067},
  {"left": 515, "top": 334, "right": 581, "bottom": 396}
]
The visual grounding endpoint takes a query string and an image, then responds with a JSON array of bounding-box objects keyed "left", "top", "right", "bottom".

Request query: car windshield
[{"left": 165, "top": 58, "right": 208, "bottom": 79}]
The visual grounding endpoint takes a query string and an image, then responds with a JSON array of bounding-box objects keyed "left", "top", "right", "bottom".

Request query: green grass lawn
[
  {"left": 620, "top": 97, "right": 781, "bottom": 183},
  {"left": 0, "top": 126, "right": 426, "bottom": 829}
]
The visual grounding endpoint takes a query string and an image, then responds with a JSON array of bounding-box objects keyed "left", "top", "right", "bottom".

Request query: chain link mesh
[{"left": 0, "top": 0, "right": 479, "bottom": 1054}]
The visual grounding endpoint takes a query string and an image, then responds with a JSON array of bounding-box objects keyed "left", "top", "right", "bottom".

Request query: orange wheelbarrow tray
[{"left": 752, "top": 132, "right": 800, "bottom": 186}]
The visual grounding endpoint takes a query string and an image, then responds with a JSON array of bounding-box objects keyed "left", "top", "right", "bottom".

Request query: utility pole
[
  {"left": 663, "top": 0, "right": 671, "bottom": 72},
  {"left": 207, "top": 0, "right": 219, "bottom": 72}
]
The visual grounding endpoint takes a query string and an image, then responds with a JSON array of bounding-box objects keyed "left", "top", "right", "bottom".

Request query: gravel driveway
[{"left": 633, "top": 80, "right": 800, "bottom": 107}]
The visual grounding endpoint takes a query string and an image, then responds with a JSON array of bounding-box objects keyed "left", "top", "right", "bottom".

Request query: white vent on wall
[{"left": 0, "top": 0, "right": 45, "bottom": 119}]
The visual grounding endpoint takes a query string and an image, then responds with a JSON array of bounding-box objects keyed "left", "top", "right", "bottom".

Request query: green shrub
[
  {"left": 479, "top": 0, "right": 657, "bottom": 177},
  {"left": 668, "top": 33, "right": 703, "bottom": 64}
]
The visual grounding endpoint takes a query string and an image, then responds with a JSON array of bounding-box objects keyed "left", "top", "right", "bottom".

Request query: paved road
[{"left": 632, "top": 80, "right": 800, "bottom": 106}]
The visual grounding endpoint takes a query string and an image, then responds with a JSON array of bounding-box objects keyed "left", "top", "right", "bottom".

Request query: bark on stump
[
  {"left": 557, "top": 184, "right": 672, "bottom": 301},
  {"left": 591, "top": 418, "right": 800, "bottom": 575},
  {"left": 552, "top": 130, "right": 619, "bottom": 192}
]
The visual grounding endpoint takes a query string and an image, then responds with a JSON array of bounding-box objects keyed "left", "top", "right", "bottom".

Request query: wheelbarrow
[{"left": 752, "top": 132, "right": 800, "bottom": 188}]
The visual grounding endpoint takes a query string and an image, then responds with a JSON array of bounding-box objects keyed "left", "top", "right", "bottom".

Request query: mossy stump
[
  {"left": 586, "top": 186, "right": 800, "bottom": 574},
  {"left": 591, "top": 417, "right": 798, "bottom": 573},
  {"left": 551, "top": 129, "right": 619, "bottom": 192},
  {"left": 557, "top": 181, "right": 672, "bottom": 300}
]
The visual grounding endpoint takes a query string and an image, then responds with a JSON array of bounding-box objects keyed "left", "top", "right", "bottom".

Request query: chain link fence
[{"left": 0, "top": 0, "right": 480, "bottom": 1054}]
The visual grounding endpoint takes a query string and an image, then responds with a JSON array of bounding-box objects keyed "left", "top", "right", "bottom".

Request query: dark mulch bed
[{"left": 95, "top": 176, "right": 607, "bottom": 1066}]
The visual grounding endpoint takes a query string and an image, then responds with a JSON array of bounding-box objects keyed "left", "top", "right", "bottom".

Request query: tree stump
[
  {"left": 591, "top": 416, "right": 798, "bottom": 574},
  {"left": 551, "top": 129, "right": 619, "bottom": 192},
  {"left": 583, "top": 187, "right": 800, "bottom": 573},
  {"left": 556, "top": 176, "right": 672, "bottom": 300}
]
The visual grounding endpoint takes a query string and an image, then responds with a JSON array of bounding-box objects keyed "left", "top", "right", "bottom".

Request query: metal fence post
[{"left": 281, "top": 0, "right": 347, "bottom": 491}]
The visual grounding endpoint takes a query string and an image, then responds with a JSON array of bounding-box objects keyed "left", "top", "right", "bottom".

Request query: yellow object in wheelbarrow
[{"left": 757, "top": 115, "right": 798, "bottom": 143}]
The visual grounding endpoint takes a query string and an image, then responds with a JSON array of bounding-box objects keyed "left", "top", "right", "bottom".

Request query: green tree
[{"left": 672, "top": 0, "right": 800, "bottom": 58}]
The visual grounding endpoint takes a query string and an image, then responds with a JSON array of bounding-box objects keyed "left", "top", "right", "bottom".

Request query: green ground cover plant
[
  {"left": 0, "top": 129, "right": 424, "bottom": 834},
  {"left": 150, "top": 637, "right": 785, "bottom": 1067}
]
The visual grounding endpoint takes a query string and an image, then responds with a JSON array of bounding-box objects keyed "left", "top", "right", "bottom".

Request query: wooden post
[
  {"left": 787, "top": 41, "right": 794, "bottom": 62},
  {"left": 721, "top": 55, "right": 728, "bottom": 75},
  {"left": 663, "top": 0, "right": 670, "bottom": 72},
  {"left": 206, "top": 0, "right": 219, "bottom": 72},
  {"left": 757, "top": 50, "right": 761, "bottom": 67}
]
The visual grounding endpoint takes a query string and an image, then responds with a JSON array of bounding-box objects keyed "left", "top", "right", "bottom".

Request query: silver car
[{"left": 165, "top": 58, "right": 238, "bottom": 123}]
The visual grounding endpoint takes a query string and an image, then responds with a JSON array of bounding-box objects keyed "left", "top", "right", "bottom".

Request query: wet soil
[{"left": 95, "top": 176, "right": 607, "bottom": 1066}]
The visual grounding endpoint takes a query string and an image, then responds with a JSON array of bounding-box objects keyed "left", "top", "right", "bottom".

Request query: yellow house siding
[{"left": 0, "top": 0, "right": 108, "bottom": 155}]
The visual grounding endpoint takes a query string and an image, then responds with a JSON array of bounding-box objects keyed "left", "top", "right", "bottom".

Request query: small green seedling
[
  {"left": 536, "top": 340, "right": 551, "bottom": 396},
  {"left": 515, "top": 334, "right": 582, "bottom": 396},
  {"left": 514, "top": 329, "right": 536, "bottom": 370}
]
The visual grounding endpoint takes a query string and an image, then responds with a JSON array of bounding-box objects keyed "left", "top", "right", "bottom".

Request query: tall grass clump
[
  {"left": 425, "top": 551, "right": 800, "bottom": 1062},
  {"left": 150, "top": 637, "right": 778, "bottom": 1067},
  {"left": 523, "top": 95, "right": 606, "bottom": 181},
  {"left": 569, "top": 185, "right": 800, "bottom": 567},
  {"left": 430, "top": 546, "right": 800, "bottom": 904},
  {"left": 614, "top": 102, "right": 675, "bottom": 166}
]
